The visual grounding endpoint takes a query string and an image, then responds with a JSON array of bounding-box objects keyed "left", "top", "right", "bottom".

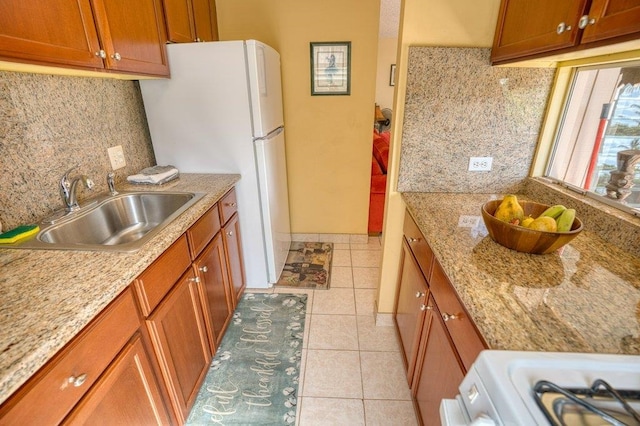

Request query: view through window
[{"left": 547, "top": 62, "right": 640, "bottom": 214}]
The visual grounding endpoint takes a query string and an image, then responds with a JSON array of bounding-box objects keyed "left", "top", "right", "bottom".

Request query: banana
[
  {"left": 539, "top": 204, "right": 566, "bottom": 219},
  {"left": 556, "top": 208, "right": 576, "bottom": 232}
]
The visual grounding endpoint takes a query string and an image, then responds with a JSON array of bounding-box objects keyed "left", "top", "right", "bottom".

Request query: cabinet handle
[
  {"left": 95, "top": 50, "right": 106, "bottom": 59},
  {"left": 227, "top": 231, "right": 234, "bottom": 236},
  {"left": 226, "top": 202, "right": 237, "bottom": 207},
  {"left": 408, "top": 237, "right": 420, "bottom": 243},
  {"left": 578, "top": 15, "right": 596, "bottom": 29},
  {"left": 189, "top": 277, "right": 201, "bottom": 283},
  {"left": 199, "top": 266, "right": 208, "bottom": 273},
  {"left": 420, "top": 304, "right": 433, "bottom": 311},
  {"left": 415, "top": 291, "right": 425, "bottom": 298},
  {"left": 442, "top": 312, "right": 458, "bottom": 321},
  {"left": 195, "top": 38, "right": 201, "bottom": 42},
  {"left": 110, "top": 52, "right": 122, "bottom": 61},
  {"left": 68, "top": 373, "right": 88, "bottom": 387},
  {"left": 556, "top": 22, "right": 572, "bottom": 34}
]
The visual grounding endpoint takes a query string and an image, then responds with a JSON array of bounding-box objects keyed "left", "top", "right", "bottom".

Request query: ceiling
[{"left": 379, "top": 0, "right": 400, "bottom": 38}]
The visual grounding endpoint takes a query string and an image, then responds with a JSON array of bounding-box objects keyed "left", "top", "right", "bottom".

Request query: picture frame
[
  {"left": 389, "top": 64, "right": 396, "bottom": 86},
  {"left": 310, "top": 42, "right": 351, "bottom": 96}
]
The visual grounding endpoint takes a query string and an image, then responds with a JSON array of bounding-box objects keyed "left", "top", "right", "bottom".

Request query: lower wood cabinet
[
  {"left": 145, "top": 269, "right": 212, "bottom": 424},
  {"left": 223, "top": 212, "right": 246, "bottom": 309},
  {"left": 63, "top": 333, "right": 171, "bottom": 425},
  {"left": 395, "top": 212, "right": 487, "bottom": 426}
]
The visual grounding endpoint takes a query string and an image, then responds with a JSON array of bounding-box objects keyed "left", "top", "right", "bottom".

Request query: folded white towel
[{"left": 127, "top": 166, "right": 179, "bottom": 185}]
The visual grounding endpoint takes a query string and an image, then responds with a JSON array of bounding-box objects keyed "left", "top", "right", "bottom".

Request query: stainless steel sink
[{"left": 3, "top": 191, "right": 205, "bottom": 252}]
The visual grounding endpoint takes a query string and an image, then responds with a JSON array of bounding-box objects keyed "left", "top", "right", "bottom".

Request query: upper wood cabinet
[
  {"left": 0, "top": 0, "right": 168, "bottom": 76},
  {"left": 162, "top": 0, "right": 218, "bottom": 43},
  {"left": 491, "top": 0, "right": 640, "bottom": 64}
]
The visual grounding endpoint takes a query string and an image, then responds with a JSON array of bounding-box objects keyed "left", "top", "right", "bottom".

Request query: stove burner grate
[{"left": 533, "top": 379, "right": 640, "bottom": 426}]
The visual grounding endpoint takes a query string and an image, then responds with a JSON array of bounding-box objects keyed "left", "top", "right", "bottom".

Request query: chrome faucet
[
  {"left": 60, "top": 167, "right": 94, "bottom": 212},
  {"left": 107, "top": 172, "right": 119, "bottom": 196}
]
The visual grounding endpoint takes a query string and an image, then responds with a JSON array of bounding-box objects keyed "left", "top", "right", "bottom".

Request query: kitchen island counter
[
  {"left": 0, "top": 174, "right": 240, "bottom": 405},
  {"left": 402, "top": 192, "right": 640, "bottom": 355}
]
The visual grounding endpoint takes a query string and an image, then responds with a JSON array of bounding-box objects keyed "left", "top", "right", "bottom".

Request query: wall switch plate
[
  {"left": 468, "top": 156, "right": 492, "bottom": 171},
  {"left": 107, "top": 145, "right": 126, "bottom": 170}
]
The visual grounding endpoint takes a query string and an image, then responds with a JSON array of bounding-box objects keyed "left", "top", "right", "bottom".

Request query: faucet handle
[{"left": 107, "top": 172, "right": 118, "bottom": 196}]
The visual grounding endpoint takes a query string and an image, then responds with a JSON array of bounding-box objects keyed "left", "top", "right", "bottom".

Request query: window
[{"left": 546, "top": 61, "right": 640, "bottom": 215}]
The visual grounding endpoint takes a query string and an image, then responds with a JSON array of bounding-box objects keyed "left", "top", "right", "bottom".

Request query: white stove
[{"left": 441, "top": 350, "right": 640, "bottom": 425}]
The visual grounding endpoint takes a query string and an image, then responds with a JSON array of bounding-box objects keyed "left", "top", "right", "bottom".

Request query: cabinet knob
[
  {"left": 195, "top": 38, "right": 201, "bottom": 42},
  {"left": 68, "top": 373, "right": 88, "bottom": 387},
  {"left": 420, "top": 304, "right": 433, "bottom": 311},
  {"left": 556, "top": 22, "right": 572, "bottom": 34},
  {"left": 95, "top": 50, "right": 106, "bottom": 59},
  {"left": 227, "top": 231, "right": 234, "bottom": 236},
  {"left": 199, "top": 266, "right": 208, "bottom": 273},
  {"left": 189, "top": 276, "right": 201, "bottom": 283},
  {"left": 110, "top": 52, "right": 122, "bottom": 61},
  {"left": 408, "top": 237, "right": 420, "bottom": 243},
  {"left": 415, "top": 291, "right": 426, "bottom": 298},
  {"left": 226, "top": 202, "right": 237, "bottom": 207},
  {"left": 578, "top": 15, "right": 596, "bottom": 29},
  {"left": 442, "top": 312, "right": 458, "bottom": 322}
]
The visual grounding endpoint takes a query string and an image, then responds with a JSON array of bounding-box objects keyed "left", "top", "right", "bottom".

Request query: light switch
[{"left": 108, "top": 145, "right": 126, "bottom": 170}]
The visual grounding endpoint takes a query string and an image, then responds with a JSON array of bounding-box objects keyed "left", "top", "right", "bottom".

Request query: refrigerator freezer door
[
  {"left": 254, "top": 127, "right": 291, "bottom": 283},
  {"left": 246, "top": 40, "right": 284, "bottom": 138}
]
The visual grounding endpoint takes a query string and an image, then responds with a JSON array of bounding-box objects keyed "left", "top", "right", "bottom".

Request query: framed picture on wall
[
  {"left": 310, "top": 42, "right": 351, "bottom": 96},
  {"left": 389, "top": 64, "right": 396, "bottom": 86}
]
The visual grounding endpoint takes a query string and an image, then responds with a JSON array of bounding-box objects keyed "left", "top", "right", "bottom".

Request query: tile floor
[{"left": 255, "top": 235, "right": 418, "bottom": 426}]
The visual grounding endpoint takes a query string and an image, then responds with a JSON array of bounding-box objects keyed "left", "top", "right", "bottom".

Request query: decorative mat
[
  {"left": 276, "top": 242, "right": 333, "bottom": 290},
  {"left": 186, "top": 293, "right": 307, "bottom": 425}
]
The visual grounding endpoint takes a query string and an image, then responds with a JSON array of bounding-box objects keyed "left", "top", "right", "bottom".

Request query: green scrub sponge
[{"left": 0, "top": 225, "right": 39, "bottom": 244}]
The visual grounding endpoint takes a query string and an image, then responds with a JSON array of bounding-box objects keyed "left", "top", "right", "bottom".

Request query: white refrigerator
[{"left": 139, "top": 40, "right": 291, "bottom": 288}]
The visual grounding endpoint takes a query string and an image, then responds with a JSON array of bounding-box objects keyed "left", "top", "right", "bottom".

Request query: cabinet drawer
[
  {"left": 187, "top": 203, "right": 221, "bottom": 259},
  {"left": 429, "top": 260, "right": 487, "bottom": 371},
  {"left": 219, "top": 188, "right": 238, "bottom": 224},
  {"left": 403, "top": 211, "right": 434, "bottom": 278},
  {"left": 133, "top": 235, "right": 191, "bottom": 316},
  {"left": 0, "top": 288, "right": 139, "bottom": 425}
]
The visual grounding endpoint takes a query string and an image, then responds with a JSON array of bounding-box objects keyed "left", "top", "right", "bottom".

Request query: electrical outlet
[
  {"left": 108, "top": 145, "right": 126, "bottom": 170},
  {"left": 458, "top": 215, "right": 480, "bottom": 228},
  {"left": 468, "top": 156, "right": 493, "bottom": 171}
]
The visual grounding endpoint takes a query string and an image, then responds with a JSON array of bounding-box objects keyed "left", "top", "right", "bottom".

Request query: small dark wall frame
[{"left": 310, "top": 41, "right": 351, "bottom": 96}]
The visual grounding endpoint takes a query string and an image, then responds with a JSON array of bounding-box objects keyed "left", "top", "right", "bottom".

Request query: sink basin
[{"left": 3, "top": 191, "right": 205, "bottom": 252}]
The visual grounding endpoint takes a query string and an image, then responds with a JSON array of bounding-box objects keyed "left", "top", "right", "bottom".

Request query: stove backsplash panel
[{"left": 397, "top": 47, "right": 555, "bottom": 193}]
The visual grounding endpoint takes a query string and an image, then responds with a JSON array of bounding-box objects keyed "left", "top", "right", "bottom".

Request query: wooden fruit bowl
[{"left": 481, "top": 200, "right": 583, "bottom": 254}]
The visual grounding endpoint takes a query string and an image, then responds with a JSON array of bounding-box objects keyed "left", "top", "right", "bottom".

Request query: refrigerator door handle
[{"left": 254, "top": 126, "right": 284, "bottom": 142}]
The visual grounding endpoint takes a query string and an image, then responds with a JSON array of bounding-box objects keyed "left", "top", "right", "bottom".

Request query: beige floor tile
[
  {"left": 308, "top": 314, "right": 358, "bottom": 350},
  {"left": 353, "top": 267, "right": 380, "bottom": 288},
  {"left": 355, "top": 288, "right": 377, "bottom": 315},
  {"left": 356, "top": 315, "right": 400, "bottom": 352},
  {"left": 360, "top": 351, "right": 412, "bottom": 400},
  {"left": 364, "top": 400, "right": 418, "bottom": 425},
  {"left": 292, "top": 233, "right": 319, "bottom": 242},
  {"left": 312, "top": 288, "right": 355, "bottom": 315},
  {"left": 330, "top": 266, "right": 353, "bottom": 288},
  {"left": 298, "top": 348, "right": 308, "bottom": 396},
  {"left": 332, "top": 249, "right": 352, "bottom": 267},
  {"left": 351, "top": 236, "right": 382, "bottom": 250},
  {"left": 350, "top": 234, "right": 369, "bottom": 244},
  {"left": 303, "top": 349, "right": 363, "bottom": 398},
  {"left": 351, "top": 249, "right": 381, "bottom": 268},
  {"left": 333, "top": 242, "right": 350, "bottom": 250},
  {"left": 299, "top": 398, "right": 365, "bottom": 425}
]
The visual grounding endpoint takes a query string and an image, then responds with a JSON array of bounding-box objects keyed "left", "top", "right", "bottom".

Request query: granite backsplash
[
  {"left": 397, "top": 47, "right": 555, "bottom": 193},
  {"left": 0, "top": 71, "right": 156, "bottom": 230}
]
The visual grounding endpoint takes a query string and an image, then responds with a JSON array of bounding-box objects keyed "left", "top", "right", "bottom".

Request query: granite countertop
[
  {"left": 402, "top": 192, "right": 640, "bottom": 355},
  {"left": 0, "top": 173, "right": 240, "bottom": 405}
]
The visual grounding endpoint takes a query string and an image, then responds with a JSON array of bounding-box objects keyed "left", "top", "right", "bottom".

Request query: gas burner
[{"left": 533, "top": 379, "right": 640, "bottom": 426}]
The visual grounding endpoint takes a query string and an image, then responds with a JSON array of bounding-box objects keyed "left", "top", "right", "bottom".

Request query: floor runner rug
[
  {"left": 186, "top": 293, "right": 307, "bottom": 425},
  {"left": 275, "top": 242, "right": 333, "bottom": 289}
]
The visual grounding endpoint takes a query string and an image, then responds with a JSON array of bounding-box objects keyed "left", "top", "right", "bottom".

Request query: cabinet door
[
  {"left": 146, "top": 270, "right": 211, "bottom": 424},
  {"left": 90, "top": 0, "right": 169, "bottom": 76},
  {"left": 63, "top": 333, "right": 171, "bottom": 425},
  {"left": 0, "top": 0, "right": 104, "bottom": 68},
  {"left": 192, "top": 0, "right": 218, "bottom": 42},
  {"left": 412, "top": 296, "right": 465, "bottom": 426},
  {"left": 223, "top": 213, "right": 246, "bottom": 309},
  {"left": 195, "top": 232, "right": 233, "bottom": 352},
  {"left": 162, "top": 0, "right": 196, "bottom": 43},
  {"left": 581, "top": 0, "right": 640, "bottom": 44},
  {"left": 491, "top": 0, "right": 589, "bottom": 63},
  {"left": 394, "top": 240, "right": 429, "bottom": 387}
]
